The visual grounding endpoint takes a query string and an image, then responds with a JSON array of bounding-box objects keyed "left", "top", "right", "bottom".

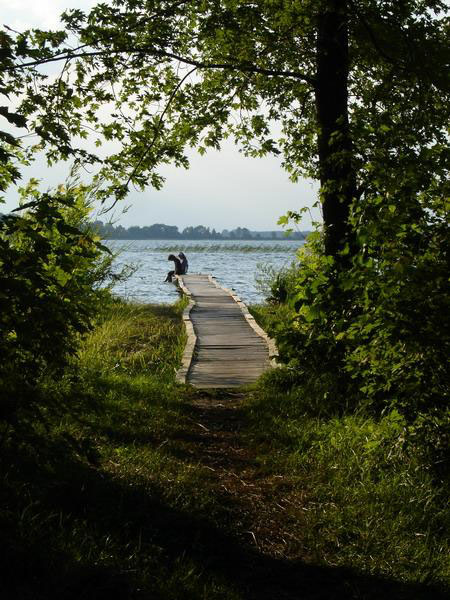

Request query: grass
[
  {"left": 1, "top": 297, "right": 448, "bottom": 599},
  {"left": 77, "top": 299, "right": 188, "bottom": 378},
  {"left": 1, "top": 298, "right": 242, "bottom": 599},
  {"left": 244, "top": 365, "right": 449, "bottom": 587}
]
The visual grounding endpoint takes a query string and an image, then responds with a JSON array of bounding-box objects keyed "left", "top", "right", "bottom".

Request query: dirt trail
[
  {"left": 186, "top": 393, "right": 305, "bottom": 560},
  {"left": 174, "top": 391, "right": 445, "bottom": 600}
]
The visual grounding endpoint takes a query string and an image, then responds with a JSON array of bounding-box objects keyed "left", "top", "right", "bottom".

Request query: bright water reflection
[{"left": 106, "top": 239, "right": 303, "bottom": 305}]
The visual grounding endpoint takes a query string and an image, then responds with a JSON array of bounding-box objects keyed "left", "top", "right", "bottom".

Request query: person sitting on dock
[
  {"left": 165, "top": 254, "right": 183, "bottom": 282},
  {"left": 178, "top": 252, "right": 188, "bottom": 274}
]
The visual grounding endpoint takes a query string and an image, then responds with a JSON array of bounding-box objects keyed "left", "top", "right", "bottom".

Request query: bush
[
  {"left": 255, "top": 262, "right": 299, "bottom": 304},
  {"left": 0, "top": 182, "right": 112, "bottom": 420},
  {"left": 261, "top": 203, "right": 449, "bottom": 456}
]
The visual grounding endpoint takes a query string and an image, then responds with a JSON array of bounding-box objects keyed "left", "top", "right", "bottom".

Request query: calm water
[{"left": 106, "top": 239, "right": 303, "bottom": 304}]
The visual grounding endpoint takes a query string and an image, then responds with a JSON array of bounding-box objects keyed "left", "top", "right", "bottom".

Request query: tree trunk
[{"left": 316, "top": 0, "right": 356, "bottom": 260}]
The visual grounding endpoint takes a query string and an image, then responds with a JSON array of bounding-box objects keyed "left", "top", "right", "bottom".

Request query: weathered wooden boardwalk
[{"left": 176, "top": 274, "right": 277, "bottom": 388}]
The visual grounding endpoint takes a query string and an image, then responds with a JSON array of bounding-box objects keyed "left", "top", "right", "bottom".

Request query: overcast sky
[{"left": 0, "top": 0, "right": 321, "bottom": 231}]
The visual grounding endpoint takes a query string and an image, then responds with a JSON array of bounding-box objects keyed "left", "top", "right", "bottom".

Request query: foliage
[
  {"left": 255, "top": 262, "right": 301, "bottom": 304},
  {"left": 1, "top": 2, "right": 448, "bottom": 246},
  {"left": 257, "top": 218, "right": 449, "bottom": 457},
  {"left": 0, "top": 182, "right": 111, "bottom": 420}
]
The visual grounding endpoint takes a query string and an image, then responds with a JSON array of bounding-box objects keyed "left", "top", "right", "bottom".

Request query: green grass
[
  {"left": 1, "top": 298, "right": 242, "bottom": 600},
  {"left": 1, "top": 298, "right": 448, "bottom": 599},
  {"left": 244, "top": 366, "right": 450, "bottom": 587},
  {"left": 78, "top": 299, "right": 188, "bottom": 378}
]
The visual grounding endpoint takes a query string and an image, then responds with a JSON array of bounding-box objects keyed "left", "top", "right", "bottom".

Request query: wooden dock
[{"left": 176, "top": 274, "right": 277, "bottom": 388}]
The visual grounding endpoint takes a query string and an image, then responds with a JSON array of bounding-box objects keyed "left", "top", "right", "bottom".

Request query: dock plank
[{"left": 176, "top": 274, "right": 276, "bottom": 388}]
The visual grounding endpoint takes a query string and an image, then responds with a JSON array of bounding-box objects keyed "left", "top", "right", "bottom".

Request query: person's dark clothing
[
  {"left": 165, "top": 254, "right": 183, "bottom": 282},
  {"left": 178, "top": 252, "right": 188, "bottom": 274},
  {"left": 172, "top": 257, "right": 183, "bottom": 275}
]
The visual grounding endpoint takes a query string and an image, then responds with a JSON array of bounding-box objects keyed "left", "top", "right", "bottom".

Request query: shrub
[
  {"left": 0, "top": 182, "right": 111, "bottom": 420},
  {"left": 263, "top": 199, "right": 449, "bottom": 457}
]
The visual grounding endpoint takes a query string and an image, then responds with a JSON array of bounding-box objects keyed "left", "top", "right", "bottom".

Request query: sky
[{"left": 0, "top": 0, "right": 321, "bottom": 231}]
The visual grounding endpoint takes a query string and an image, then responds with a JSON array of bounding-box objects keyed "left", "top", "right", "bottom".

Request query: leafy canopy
[{"left": 1, "top": 0, "right": 448, "bottom": 211}]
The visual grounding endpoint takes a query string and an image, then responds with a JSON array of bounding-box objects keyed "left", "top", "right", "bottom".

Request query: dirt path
[
  {"left": 173, "top": 391, "right": 444, "bottom": 600},
  {"left": 185, "top": 393, "right": 305, "bottom": 560}
]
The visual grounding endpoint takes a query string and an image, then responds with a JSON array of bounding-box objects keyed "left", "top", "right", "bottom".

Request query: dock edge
[{"left": 175, "top": 276, "right": 197, "bottom": 384}]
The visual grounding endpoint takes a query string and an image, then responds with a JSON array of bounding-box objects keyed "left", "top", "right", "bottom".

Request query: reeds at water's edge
[{"left": 121, "top": 243, "right": 300, "bottom": 253}]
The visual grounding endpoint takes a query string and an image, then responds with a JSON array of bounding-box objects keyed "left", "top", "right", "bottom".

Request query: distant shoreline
[
  {"left": 93, "top": 220, "right": 311, "bottom": 241},
  {"left": 102, "top": 235, "right": 309, "bottom": 241}
]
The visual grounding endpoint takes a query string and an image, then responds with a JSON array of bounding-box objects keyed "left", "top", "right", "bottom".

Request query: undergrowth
[
  {"left": 245, "top": 366, "right": 449, "bottom": 587},
  {"left": 0, "top": 298, "right": 241, "bottom": 600},
  {"left": 2, "top": 297, "right": 448, "bottom": 598}
]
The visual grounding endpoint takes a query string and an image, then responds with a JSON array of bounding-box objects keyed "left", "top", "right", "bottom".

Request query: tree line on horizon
[{"left": 93, "top": 220, "right": 309, "bottom": 240}]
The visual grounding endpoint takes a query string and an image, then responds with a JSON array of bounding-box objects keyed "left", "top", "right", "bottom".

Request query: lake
[{"left": 105, "top": 239, "right": 303, "bottom": 305}]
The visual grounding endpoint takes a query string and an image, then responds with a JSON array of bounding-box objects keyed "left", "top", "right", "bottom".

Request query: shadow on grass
[{"left": 2, "top": 418, "right": 447, "bottom": 600}]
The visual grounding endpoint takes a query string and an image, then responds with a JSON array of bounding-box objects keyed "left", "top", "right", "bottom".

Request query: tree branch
[
  {"left": 105, "top": 65, "right": 197, "bottom": 212},
  {"left": 1, "top": 46, "right": 315, "bottom": 84}
]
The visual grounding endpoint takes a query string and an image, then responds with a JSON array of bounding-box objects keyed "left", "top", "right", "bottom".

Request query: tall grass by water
[{"left": 123, "top": 243, "right": 298, "bottom": 253}]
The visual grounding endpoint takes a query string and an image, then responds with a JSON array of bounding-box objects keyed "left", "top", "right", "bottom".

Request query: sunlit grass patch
[{"left": 77, "top": 298, "right": 187, "bottom": 378}]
